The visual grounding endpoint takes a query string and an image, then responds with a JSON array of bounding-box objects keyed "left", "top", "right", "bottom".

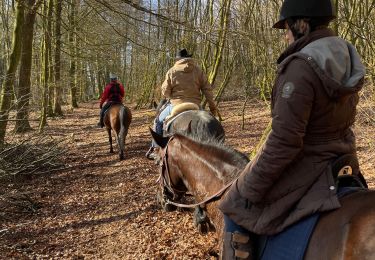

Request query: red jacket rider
[{"left": 100, "top": 79, "right": 125, "bottom": 109}]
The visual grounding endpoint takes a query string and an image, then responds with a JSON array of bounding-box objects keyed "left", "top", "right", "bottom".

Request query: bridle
[{"left": 157, "top": 136, "right": 235, "bottom": 209}]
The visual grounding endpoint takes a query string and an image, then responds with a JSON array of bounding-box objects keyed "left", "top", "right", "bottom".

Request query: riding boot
[
  {"left": 97, "top": 118, "right": 104, "bottom": 128},
  {"left": 221, "top": 231, "right": 254, "bottom": 260},
  {"left": 99, "top": 116, "right": 104, "bottom": 128}
]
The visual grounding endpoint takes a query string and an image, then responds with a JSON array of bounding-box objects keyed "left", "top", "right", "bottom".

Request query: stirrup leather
[{"left": 222, "top": 231, "right": 253, "bottom": 260}]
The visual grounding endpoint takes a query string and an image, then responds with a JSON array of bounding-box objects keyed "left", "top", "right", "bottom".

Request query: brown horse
[
  {"left": 151, "top": 131, "right": 375, "bottom": 259},
  {"left": 103, "top": 103, "right": 132, "bottom": 160}
]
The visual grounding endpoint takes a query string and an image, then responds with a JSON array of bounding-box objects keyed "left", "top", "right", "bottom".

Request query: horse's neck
[{"left": 171, "top": 138, "right": 241, "bottom": 198}]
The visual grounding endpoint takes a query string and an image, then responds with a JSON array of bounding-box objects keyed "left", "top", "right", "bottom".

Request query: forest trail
[{"left": 1, "top": 100, "right": 374, "bottom": 259}]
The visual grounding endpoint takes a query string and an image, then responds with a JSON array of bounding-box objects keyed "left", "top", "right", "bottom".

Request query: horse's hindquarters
[
  {"left": 168, "top": 110, "right": 225, "bottom": 142},
  {"left": 104, "top": 104, "right": 131, "bottom": 160},
  {"left": 305, "top": 190, "right": 375, "bottom": 259}
]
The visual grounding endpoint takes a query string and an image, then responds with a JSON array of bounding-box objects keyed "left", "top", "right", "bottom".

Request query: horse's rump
[
  {"left": 104, "top": 104, "right": 131, "bottom": 127},
  {"left": 165, "top": 110, "right": 225, "bottom": 142},
  {"left": 305, "top": 189, "right": 375, "bottom": 259},
  {"left": 103, "top": 103, "right": 132, "bottom": 160}
]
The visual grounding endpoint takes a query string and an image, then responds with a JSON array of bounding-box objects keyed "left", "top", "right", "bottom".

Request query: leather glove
[{"left": 210, "top": 107, "right": 218, "bottom": 117}]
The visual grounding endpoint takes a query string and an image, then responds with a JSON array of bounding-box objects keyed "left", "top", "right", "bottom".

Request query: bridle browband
[{"left": 157, "top": 136, "right": 235, "bottom": 208}]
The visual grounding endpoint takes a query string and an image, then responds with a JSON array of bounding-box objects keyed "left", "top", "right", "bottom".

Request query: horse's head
[{"left": 150, "top": 129, "right": 188, "bottom": 211}]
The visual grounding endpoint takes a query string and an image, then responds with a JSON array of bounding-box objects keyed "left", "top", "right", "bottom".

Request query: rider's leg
[
  {"left": 99, "top": 102, "right": 111, "bottom": 127},
  {"left": 222, "top": 214, "right": 254, "bottom": 260},
  {"left": 146, "top": 104, "right": 173, "bottom": 159},
  {"left": 98, "top": 108, "right": 104, "bottom": 127},
  {"left": 156, "top": 103, "right": 173, "bottom": 135},
  {"left": 152, "top": 103, "right": 173, "bottom": 146}
]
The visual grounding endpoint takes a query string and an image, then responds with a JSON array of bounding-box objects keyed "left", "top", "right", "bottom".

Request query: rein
[
  {"left": 165, "top": 181, "right": 233, "bottom": 209},
  {"left": 158, "top": 137, "right": 235, "bottom": 209}
]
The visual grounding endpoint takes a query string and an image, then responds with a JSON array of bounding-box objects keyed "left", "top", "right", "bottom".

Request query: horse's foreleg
[
  {"left": 107, "top": 129, "right": 114, "bottom": 153},
  {"left": 194, "top": 206, "right": 213, "bottom": 234}
]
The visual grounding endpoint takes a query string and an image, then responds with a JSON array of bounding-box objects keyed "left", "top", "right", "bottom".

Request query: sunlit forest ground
[{"left": 0, "top": 97, "right": 374, "bottom": 259}]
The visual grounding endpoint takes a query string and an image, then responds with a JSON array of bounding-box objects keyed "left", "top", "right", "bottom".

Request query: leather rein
[{"left": 157, "top": 136, "right": 234, "bottom": 208}]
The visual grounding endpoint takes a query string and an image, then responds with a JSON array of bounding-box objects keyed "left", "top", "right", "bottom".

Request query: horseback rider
[
  {"left": 219, "top": 0, "right": 366, "bottom": 259},
  {"left": 97, "top": 75, "right": 125, "bottom": 128},
  {"left": 146, "top": 48, "right": 218, "bottom": 159}
]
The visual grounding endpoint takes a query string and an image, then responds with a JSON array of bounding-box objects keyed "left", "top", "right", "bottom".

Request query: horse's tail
[{"left": 118, "top": 105, "right": 129, "bottom": 158}]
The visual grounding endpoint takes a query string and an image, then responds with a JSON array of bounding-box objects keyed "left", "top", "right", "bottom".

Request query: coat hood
[
  {"left": 278, "top": 29, "right": 365, "bottom": 98},
  {"left": 300, "top": 37, "right": 365, "bottom": 98},
  {"left": 173, "top": 58, "right": 195, "bottom": 73}
]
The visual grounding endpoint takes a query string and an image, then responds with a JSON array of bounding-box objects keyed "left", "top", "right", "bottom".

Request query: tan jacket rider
[{"left": 161, "top": 58, "right": 217, "bottom": 115}]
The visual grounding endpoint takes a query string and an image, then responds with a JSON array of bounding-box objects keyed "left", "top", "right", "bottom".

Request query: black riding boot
[
  {"left": 221, "top": 231, "right": 254, "bottom": 260},
  {"left": 98, "top": 116, "right": 104, "bottom": 128},
  {"left": 97, "top": 107, "right": 105, "bottom": 128}
]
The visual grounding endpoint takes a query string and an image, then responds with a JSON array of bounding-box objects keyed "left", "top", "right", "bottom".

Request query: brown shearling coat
[
  {"left": 161, "top": 58, "right": 216, "bottom": 112},
  {"left": 219, "top": 29, "right": 366, "bottom": 235}
]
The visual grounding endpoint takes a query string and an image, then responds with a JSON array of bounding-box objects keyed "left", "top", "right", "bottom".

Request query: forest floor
[{"left": 0, "top": 99, "right": 374, "bottom": 259}]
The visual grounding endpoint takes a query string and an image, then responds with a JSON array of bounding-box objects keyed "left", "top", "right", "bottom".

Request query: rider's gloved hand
[
  {"left": 209, "top": 103, "right": 216, "bottom": 113},
  {"left": 210, "top": 106, "right": 219, "bottom": 117}
]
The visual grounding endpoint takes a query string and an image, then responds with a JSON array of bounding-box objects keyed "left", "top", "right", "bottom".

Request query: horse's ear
[
  {"left": 149, "top": 128, "right": 169, "bottom": 148},
  {"left": 152, "top": 100, "right": 158, "bottom": 109}
]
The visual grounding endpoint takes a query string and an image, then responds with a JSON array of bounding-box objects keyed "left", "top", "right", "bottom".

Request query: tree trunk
[
  {"left": 0, "top": 1, "right": 24, "bottom": 144},
  {"left": 53, "top": 0, "right": 63, "bottom": 116},
  {"left": 39, "top": 0, "right": 53, "bottom": 131},
  {"left": 69, "top": 0, "right": 78, "bottom": 109},
  {"left": 14, "top": 0, "right": 38, "bottom": 133},
  {"left": 333, "top": 0, "right": 339, "bottom": 34},
  {"left": 208, "top": 0, "right": 232, "bottom": 86}
]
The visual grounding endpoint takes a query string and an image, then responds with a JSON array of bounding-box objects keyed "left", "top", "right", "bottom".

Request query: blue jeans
[
  {"left": 152, "top": 103, "right": 173, "bottom": 148},
  {"left": 224, "top": 214, "right": 251, "bottom": 234}
]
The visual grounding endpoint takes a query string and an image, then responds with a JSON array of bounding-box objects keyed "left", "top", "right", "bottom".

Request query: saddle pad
[
  {"left": 259, "top": 213, "right": 319, "bottom": 260},
  {"left": 259, "top": 187, "right": 362, "bottom": 260},
  {"left": 165, "top": 103, "right": 199, "bottom": 122},
  {"left": 104, "top": 102, "right": 122, "bottom": 115}
]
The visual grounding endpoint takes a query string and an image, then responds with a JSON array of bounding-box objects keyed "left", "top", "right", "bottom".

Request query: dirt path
[{"left": 1, "top": 100, "right": 374, "bottom": 259}]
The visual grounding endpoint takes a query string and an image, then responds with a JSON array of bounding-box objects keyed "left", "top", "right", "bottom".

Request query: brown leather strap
[{"left": 164, "top": 180, "right": 234, "bottom": 208}]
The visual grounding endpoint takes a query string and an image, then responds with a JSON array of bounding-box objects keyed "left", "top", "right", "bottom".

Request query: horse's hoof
[
  {"left": 164, "top": 203, "right": 177, "bottom": 212},
  {"left": 198, "top": 223, "right": 209, "bottom": 234},
  {"left": 119, "top": 155, "right": 125, "bottom": 160}
]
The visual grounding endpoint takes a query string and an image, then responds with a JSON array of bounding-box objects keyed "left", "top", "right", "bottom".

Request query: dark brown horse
[
  {"left": 103, "top": 103, "right": 132, "bottom": 160},
  {"left": 151, "top": 131, "right": 375, "bottom": 259},
  {"left": 154, "top": 99, "right": 225, "bottom": 142}
]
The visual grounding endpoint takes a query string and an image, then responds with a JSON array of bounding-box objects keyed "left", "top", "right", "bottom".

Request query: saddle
[
  {"left": 163, "top": 102, "right": 200, "bottom": 134},
  {"left": 165, "top": 102, "right": 199, "bottom": 122},
  {"left": 331, "top": 154, "right": 367, "bottom": 188}
]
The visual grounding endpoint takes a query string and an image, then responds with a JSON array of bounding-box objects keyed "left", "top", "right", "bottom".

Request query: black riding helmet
[{"left": 273, "top": 0, "right": 336, "bottom": 29}]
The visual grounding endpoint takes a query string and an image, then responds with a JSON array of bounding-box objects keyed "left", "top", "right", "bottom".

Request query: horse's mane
[{"left": 173, "top": 131, "right": 250, "bottom": 181}]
